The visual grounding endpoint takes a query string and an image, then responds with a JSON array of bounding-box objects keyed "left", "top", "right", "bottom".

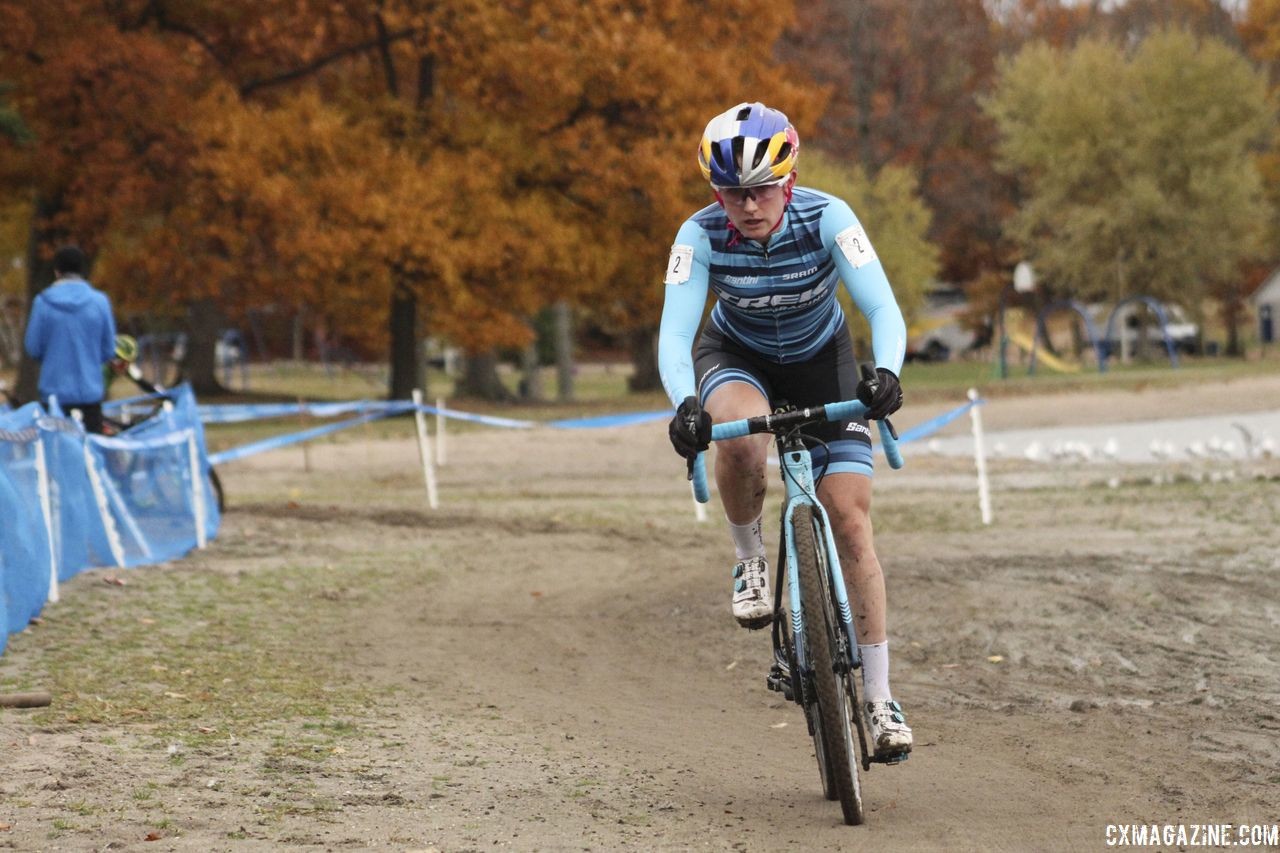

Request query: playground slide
[{"left": 1007, "top": 331, "right": 1080, "bottom": 373}]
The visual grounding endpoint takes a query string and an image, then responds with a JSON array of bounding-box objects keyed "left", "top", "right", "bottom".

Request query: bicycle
[
  {"left": 102, "top": 342, "right": 225, "bottom": 514},
  {"left": 688, "top": 379, "right": 905, "bottom": 826}
]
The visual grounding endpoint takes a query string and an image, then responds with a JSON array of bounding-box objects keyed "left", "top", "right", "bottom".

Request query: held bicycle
[
  {"left": 103, "top": 347, "right": 226, "bottom": 514},
  {"left": 688, "top": 388, "right": 904, "bottom": 826}
]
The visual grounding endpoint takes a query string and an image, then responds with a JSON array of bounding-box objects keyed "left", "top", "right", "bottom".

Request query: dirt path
[{"left": 2, "top": 377, "right": 1279, "bottom": 851}]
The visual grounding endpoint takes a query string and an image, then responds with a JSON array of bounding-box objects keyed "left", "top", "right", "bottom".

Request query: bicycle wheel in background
[
  {"left": 208, "top": 466, "right": 225, "bottom": 514},
  {"left": 794, "top": 504, "right": 865, "bottom": 825}
]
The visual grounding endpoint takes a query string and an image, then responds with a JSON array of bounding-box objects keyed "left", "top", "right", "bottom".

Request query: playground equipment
[
  {"left": 1030, "top": 299, "right": 1108, "bottom": 375},
  {"left": 1005, "top": 330, "right": 1080, "bottom": 373},
  {"left": 1102, "top": 296, "right": 1187, "bottom": 367},
  {"left": 998, "top": 297, "right": 1187, "bottom": 377}
]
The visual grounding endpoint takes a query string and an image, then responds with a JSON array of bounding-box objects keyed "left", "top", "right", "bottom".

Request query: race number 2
[
  {"left": 835, "top": 224, "right": 878, "bottom": 269},
  {"left": 665, "top": 245, "right": 694, "bottom": 285}
]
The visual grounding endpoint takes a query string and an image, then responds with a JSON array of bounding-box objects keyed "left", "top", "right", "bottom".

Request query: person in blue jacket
[
  {"left": 23, "top": 244, "right": 117, "bottom": 433},
  {"left": 657, "top": 102, "right": 911, "bottom": 759}
]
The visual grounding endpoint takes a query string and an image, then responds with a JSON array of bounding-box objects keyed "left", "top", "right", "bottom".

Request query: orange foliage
[
  {"left": 0, "top": 1, "right": 203, "bottom": 258},
  {"left": 2, "top": 0, "right": 823, "bottom": 358}
]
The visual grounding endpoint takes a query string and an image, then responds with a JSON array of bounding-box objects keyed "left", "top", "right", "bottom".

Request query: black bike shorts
[{"left": 693, "top": 324, "right": 873, "bottom": 477}]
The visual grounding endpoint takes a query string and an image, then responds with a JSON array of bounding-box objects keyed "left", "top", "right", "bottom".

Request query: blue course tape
[
  {"left": 208, "top": 409, "right": 402, "bottom": 465},
  {"left": 413, "top": 406, "right": 535, "bottom": 430},
  {"left": 548, "top": 410, "right": 672, "bottom": 429},
  {"left": 199, "top": 400, "right": 405, "bottom": 424},
  {"left": 894, "top": 399, "right": 982, "bottom": 445},
  {"left": 198, "top": 397, "right": 983, "bottom": 469}
]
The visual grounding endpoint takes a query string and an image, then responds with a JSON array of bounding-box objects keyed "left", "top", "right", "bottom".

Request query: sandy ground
[{"left": 2, "top": 374, "right": 1280, "bottom": 851}]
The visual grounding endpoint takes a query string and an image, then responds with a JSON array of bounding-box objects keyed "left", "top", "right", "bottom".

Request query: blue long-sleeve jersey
[{"left": 657, "top": 187, "right": 906, "bottom": 405}]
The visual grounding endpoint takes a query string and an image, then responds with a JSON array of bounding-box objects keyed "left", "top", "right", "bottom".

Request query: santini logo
[{"left": 845, "top": 422, "right": 872, "bottom": 437}]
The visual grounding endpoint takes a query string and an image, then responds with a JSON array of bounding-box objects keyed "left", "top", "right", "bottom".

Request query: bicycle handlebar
[{"left": 689, "top": 399, "right": 903, "bottom": 504}]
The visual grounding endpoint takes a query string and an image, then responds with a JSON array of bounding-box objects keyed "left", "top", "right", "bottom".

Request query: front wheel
[{"left": 794, "top": 504, "right": 865, "bottom": 825}]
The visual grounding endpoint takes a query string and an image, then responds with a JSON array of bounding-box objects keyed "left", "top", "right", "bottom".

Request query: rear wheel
[{"left": 794, "top": 504, "right": 865, "bottom": 825}]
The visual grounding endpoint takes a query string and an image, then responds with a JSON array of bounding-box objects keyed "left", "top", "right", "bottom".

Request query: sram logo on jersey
[
  {"left": 729, "top": 280, "right": 829, "bottom": 310},
  {"left": 781, "top": 265, "right": 819, "bottom": 281}
]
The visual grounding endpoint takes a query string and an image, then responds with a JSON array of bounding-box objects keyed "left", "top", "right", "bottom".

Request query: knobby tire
[{"left": 794, "top": 504, "right": 865, "bottom": 826}]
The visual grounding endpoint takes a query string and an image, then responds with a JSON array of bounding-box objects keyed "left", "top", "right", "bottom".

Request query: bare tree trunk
[
  {"left": 292, "top": 308, "right": 306, "bottom": 362},
  {"left": 388, "top": 285, "right": 421, "bottom": 400},
  {"left": 553, "top": 300, "right": 574, "bottom": 402},
  {"left": 15, "top": 194, "right": 64, "bottom": 404},
  {"left": 456, "top": 350, "right": 514, "bottom": 401},
  {"left": 850, "top": 1, "right": 879, "bottom": 175},
  {"left": 520, "top": 341, "right": 544, "bottom": 401},
  {"left": 627, "top": 327, "right": 660, "bottom": 392},
  {"left": 184, "top": 298, "right": 224, "bottom": 397},
  {"left": 1219, "top": 287, "right": 1245, "bottom": 358}
]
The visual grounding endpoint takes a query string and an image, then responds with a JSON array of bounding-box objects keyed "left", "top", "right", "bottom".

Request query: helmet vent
[{"left": 735, "top": 106, "right": 753, "bottom": 121}]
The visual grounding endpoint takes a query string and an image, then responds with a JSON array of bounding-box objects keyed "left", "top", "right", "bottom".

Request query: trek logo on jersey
[
  {"left": 845, "top": 422, "right": 871, "bottom": 437},
  {"left": 729, "top": 280, "right": 829, "bottom": 310}
]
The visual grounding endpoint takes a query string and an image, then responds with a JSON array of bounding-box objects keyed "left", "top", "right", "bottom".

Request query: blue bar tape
[{"left": 104, "top": 392, "right": 163, "bottom": 412}]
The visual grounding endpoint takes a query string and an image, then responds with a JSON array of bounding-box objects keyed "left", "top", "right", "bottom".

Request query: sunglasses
[{"left": 716, "top": 180, "right": 788, "bottom": 205}]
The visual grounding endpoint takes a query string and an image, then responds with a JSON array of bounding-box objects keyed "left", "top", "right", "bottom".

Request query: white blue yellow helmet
[{"left": 698, "top": 102, "right": 799, "bottom": 189}]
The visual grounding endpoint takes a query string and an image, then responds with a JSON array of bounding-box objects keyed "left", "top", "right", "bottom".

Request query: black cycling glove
[
  {"left": 668, "top": 395, "right": 712, "bottom": 460},
  {"left": 856, "top": 366, "right": 904, "bottom": 420}
]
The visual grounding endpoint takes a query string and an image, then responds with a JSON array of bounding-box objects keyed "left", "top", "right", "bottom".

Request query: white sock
[
  {"left": 859, "top": 641, "right": 892, "bottom": 704},
  {"left": 727, "top": 514, "right": 765, "bottom": 561}
]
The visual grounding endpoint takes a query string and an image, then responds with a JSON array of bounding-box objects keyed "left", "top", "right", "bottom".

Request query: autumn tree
[
  {"left": 460, "top": 0, "right": 826, "bottom": 392},
  {"left": 0, "top": 0, "right": 209, "bottom": 400},
  {"left": 1237, "top": 0, "right": 1280, "bottom": 262},
  {"left": 984, "top": 29, "right": 1272, "bottom": 340},
  {"left": 780, "top": 0, "right": 1014, "bottom": 288},
  {"left": 801, "top": 150, "right": 938, "bottom": 327}
]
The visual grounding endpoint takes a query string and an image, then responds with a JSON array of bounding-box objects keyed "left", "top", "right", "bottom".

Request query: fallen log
[{"left": 0, "top": 691, "right": 52, "bottom": 708}]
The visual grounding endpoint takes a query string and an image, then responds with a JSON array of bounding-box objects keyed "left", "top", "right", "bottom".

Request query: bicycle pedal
[
  {"left": 871, "top": 751, "right": 910, "bottom": 765},
  {"left": 765, "top": 667, "right": 795, "bottom": 701}
]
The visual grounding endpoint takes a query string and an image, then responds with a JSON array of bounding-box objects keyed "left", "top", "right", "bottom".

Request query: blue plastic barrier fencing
[
  {"left": 0, "top": 383, "right": 219, "bottom": 654},
  {"left": 0, "top": 409, "right": 51, "bottom": 655}
]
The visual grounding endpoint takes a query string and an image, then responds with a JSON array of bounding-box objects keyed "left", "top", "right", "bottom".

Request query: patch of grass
[{"left": 0, "top": 561, "right": 384, "bottom": 754}]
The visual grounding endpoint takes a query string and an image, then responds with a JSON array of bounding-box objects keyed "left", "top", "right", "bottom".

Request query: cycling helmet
[
  {"left": 698, "top": 102, "right": 799, "bottom": 189},
  {"left": 114, "top": 333, "right": 138, "bottom": 363}
]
